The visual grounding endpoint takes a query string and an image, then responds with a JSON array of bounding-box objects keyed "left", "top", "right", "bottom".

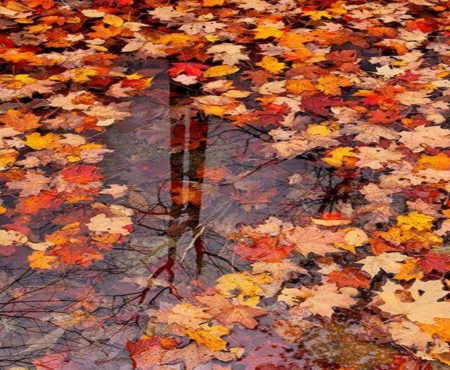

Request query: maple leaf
[
  {"left": 0, "top": 149, "right": 18, "bottom": 170},
  {"left": 417, "top": 251, "right": 450, "bottom": 274},
  {"left": 24, "top": 132, "right": 60, "bottom": 150},
  {"left": 207, "top": 44, "right": 249, "bottom": 65},
  {"left": 61, "top": 164, "right": 103, "bottom": 184},
  {"left": 16, "top": 191, "right": 63, "bottom": 214},
  {"left": 88, "top": 24, "right": 122, "bottom": 39},
  {"left": 234, "top": 236, "right": 293, "bottom": 262},
  {"left": 163, "top": 343, "right": 235, "bottom": 370},
  {"left": 256, "top": 56, "right": 287, "bottom": 74},
  {"left": 284, "top": 225, "right": 343, "bottom": 255},
  {"left": 378, "top": 280, "right": 450, "bottom": 324},
  {"left": 86, "top": 213, "right": 132, "bottom": 235},
  {"left": 387, "top": 320, "right": 438, "bottom": 352},
  {"left": 215, "top": 272, "right": 273, "bottom": 301},
  {"left": 126, "top": 335, "right": 177, "bottom": 370},
  {"left": 394, "top": 258, "right": 424, "bottom": 281},
  {"left": 327, "top": 267, "right": 371, "bottom": 289},
  {"left": 396, "top": 211, "right": 434, "bottom": 231},
  {"left": 316, "top": 75, "right": 352, "bottom": 95},
  {"left": 28, "top": 251, "right": 57, "bottom": 270},
  {"left": 419, "top": 318, "right": 450, "bottom": 342},
  {"left": 168, "top": 62, "right": 209, "bottom": 77},
  {"left": 148, "top": 302, "right": 212, "bottom": 330},
  {"left": 292, "top": 283, "right": 357, "bottom": 317},
  {"left": 354, "top": 147, "right": 404, "bottom": 170},
  {"left": 251, "top": 261, "right": 307, "bottom": 285},
  {"left": 416, "top": 152, "right": 450, "bottom": 171},
  {"left": 398, "top": 125, "right": 450, "bottom": 153},
  {"left": 358, "top": 252, "right": 408, "bottom": 277},
  {"left": 196, "top": 294, "right": 266, "bottom": 329},
  {"left": 254, "top": 26, "right": 284, "bottom": 39},
  {"left": 185, "top": 323, "right": 230, "bottom": 351},
  {"left": 322, "top": 147, "right": 357, "bottom": 167},
  {"left": 301, "top": 95, "right": 343, "bottom": 116},
  {"left": 7, "top": 170, "right": 50, "bottom": 197},
  {"left": 0, "top": 109, "right": 40, "bottom": 132},
  {"left": 285, "top": 79, "right": 316, "bottom": 95},
  {"left": 179, "top": 21, "right": 226, "bottom": 36}
]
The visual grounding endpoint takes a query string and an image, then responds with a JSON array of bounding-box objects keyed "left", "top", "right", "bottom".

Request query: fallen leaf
[
  {"left": 28, "top": 251, "right": 57, "bottom": 269},
  {"left": 378, "top": 280, "right": 450, "bottom": 324},
  {"left": 203, "top": 65, "right": 239, "bottom": 78},
  {"left": 185, "top": 324, "right": 230, "bottom": 351},
  {"left": 196, "top": 294, "right": 266, "bottom": 329}
]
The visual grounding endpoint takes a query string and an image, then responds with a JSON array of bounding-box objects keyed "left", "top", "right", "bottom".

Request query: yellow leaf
[
  {"left": 205, "top": 34, "right": 220, "bottom": 42},
  {"left": 70, "top": 67, "right": 99, "bottom": 83},
  {"left": 335, "top": 242, "right": 356, "bottom": 254},
  {"left": 303, "top": 10, "right": 333, "bottom": 20},
  {"left": 215, "top": 272, "right": 273, "bottom": 300},
  {"left": 0, "top": 149, "right": 18, "bottom": 170},
  {"left": 416, "top": 152, "right": 450, "bottom": 171},
  {"left": 396, "top": 211, "right": 434, "bottom": 231},
  {"left": 158, "top": 33, "right": 198, "bottom": 47},
  {"left": 28, "top": 251, "right": 57, "bottom": 270},
  {"left": 24, "top": 132, "right": 60, "bottom": 150},
  {"left": 419, "top": 318, "right": 450, "bottom": 342},
  {"left": 204, "top": 0, "right": 224, "bottom": 6},
  {"left": 67, "top": 155, "right": 81, "bottom": 162},
  {"left": 256, "top": 56, "right": 286, "bottom": 75},
  {"left": 254, "top": 26, "right": 283, "bottom": 39},
  {"left": 306, "top": 125, "right": 331, "bottom": 136},
  {"left": 322, "top": 147, "right": 357, "bottom": 167},
  {"left": 103, "top": 14, "right": 124, "bottom": 27},
  {"left": 185, "top": 324, "right": 230, "bottom": 351},
  {"left": 14, "top": 74, "right": 37, "bottom": 84},
  {"left": 394, "top": 258, "right": 423, "bottom": 281},
  {"left": 203, "top": 65, "right": 239, "bottom": 78},
  {"left": 202, "top": 105, "right": 231, "bottom": 116}
]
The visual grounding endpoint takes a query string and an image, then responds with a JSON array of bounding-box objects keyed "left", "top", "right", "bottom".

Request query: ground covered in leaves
[{"left": 2, "top": 0, "right": 450, "bottom": 369}]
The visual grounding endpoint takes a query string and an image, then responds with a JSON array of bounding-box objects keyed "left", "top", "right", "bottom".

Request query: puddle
[{"left": 1, "top": 1, "right": 450, "bottom": 369}]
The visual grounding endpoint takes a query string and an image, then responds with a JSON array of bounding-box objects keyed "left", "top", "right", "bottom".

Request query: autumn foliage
[{"left": 3, "top": 0, "right": 450, "bottom": 368}]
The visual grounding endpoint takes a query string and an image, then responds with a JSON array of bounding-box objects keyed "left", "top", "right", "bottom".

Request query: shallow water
[{"left": 2, "top": 1, "right": 450, "bottom": 369}]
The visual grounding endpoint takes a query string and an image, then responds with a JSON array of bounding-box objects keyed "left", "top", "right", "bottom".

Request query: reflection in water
[{"left": 0, "top": 65, "right": 397, "bottom": 369}]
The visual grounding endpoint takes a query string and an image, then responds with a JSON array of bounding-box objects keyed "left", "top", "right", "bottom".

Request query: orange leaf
[{"left": 0, "top": 109, "right": 40, "bottom": 132}]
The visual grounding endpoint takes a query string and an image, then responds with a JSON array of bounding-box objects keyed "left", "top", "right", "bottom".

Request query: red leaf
[
  {"left": 301, "top": 95, "right": 342, "bottom": 116},
  {"left": 327, "top": 267, "right": 371, "bottom": 289},
  {"left": 168, "top": 63, "right": 209, "bottom": 77},
  {"left": 418, "top": 251, "right": 450, "bottom": 274},
  {"left": 235, "top": 237, "right": 293, "bottom": 262},
  {"left": 61, "top": 165, "right": 103, "bottom": 185}
]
